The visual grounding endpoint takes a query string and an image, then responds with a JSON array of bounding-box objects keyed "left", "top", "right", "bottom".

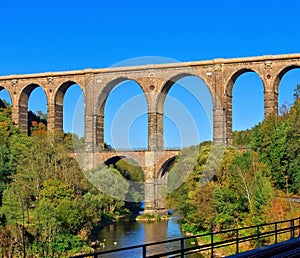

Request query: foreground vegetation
[
  {"left": 0, "top": 86, "right": 299, "bottom": 256},
  {"left": 167, "top": 86, "right": 300, "bottom": 248},
  {"left": 0, "top": 106, "right": 143, "bottom": 257}
]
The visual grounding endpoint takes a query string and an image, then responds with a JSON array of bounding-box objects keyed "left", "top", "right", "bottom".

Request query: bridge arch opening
[
  {"left": 0, "top": 87, "right": 12, "bottom": 107},
  {"left": 228, "top": 70, "right": 264, "bottom": 136},
  {"left": 98, "top": 79, "right": 148, "bottom": 150},
  {"left": 104, "top": 155, "right": 125, "bottom": 166},
  {"left": 19, "top": 84, "right": 47, "bottom": 134},
  {"left": 104, "top": 156, "right": 144, "bottom": 182},
  {"left": 159, "top": 75, "right": 213, "bottom": 149},
  {"left": 155, "top": 156, "right": 178, "bottom": 212},
  {"left": 103, "top": 155, "right": 144, "bottom": 211},
  {"left": 275, "top": 66, "right": 300, "bottom": 115},
  {"left": 158, "top": 156, "right": 177, "bottom": 178},
  {"left": 54, "top": 81, "right": 84, "bottom": 138}
]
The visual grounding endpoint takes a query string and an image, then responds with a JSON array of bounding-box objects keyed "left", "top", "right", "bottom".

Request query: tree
[
  {"left": 85, "top": 165, "right": 129, "bottom": 214},
  {"left": 0, "top": 106, "right": 19, "bottom": 205},
  {"left": 250, "top": 88, "right": 300, "bottom": 194},
  {"left": 293, "top": 84, "right": 300, "bottom": 99},
  {"left": 167, "top": 145, "right": 274, "bottom": 233},
  {"left": 285, "top": 98, "right": 300, "bottom": 193}
]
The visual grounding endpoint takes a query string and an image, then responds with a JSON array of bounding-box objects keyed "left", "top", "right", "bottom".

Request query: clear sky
[{"left": 0, "top": 0, "right": 300, "bottom": 148}]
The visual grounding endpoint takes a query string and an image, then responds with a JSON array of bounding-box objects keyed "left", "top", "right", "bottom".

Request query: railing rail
[
  {"left": 100, "top": 147, "right": 181, "bottom": 152},
  {"left": 70, "top": 216, "right": 300, "bottom": 258}
]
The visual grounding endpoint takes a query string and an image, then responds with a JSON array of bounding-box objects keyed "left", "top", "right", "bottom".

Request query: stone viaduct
[{"left": 0, "top": 53, "right": 300, "bottom": 214}]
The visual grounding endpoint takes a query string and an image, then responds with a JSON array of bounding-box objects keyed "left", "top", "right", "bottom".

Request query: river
[{"left": 97, "top": 217, "right": 203, "bottom": 257}]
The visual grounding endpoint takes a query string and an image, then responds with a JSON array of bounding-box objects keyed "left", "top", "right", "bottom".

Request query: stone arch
[
  {"left": 55, "top": 80, "right": 84, "bottom": 106},
  {"left": 157, "top": 73, "right": 213, "bottom": 148},
  {"left": 274, "top": 65, "right": 300, "bottom": 90},
  {"left": 0, "top": 86, "right": 12, "bottom": 106},
  {"left": 274, "top": 65, "right": 300, "bottom": 99},
  {"left": 155, "top": 154, "right": 178, "bottom": 212},
  {"left": 53, "top": 80, "right": 84, "bottom": 131},
  {"left": 97, "top": 77, "right": 147, "bottom": 112},
  {"left": 157, "top": 73, "right": 213, "bottom": 113},
  {"left": 104, "top": 155, "right": 127, "bottom": 166},
  {"left": 225, "top": 68, "right": 265, "bottom": 143},
  {"left": 101, "top": 154, "right": 144, "bottom": 172},
  {"left": 96, "top": 77, "right": 148, "bottom": 150},
  {"left": 18, "top": 83, "right": 48, "bottom": 133},
  {"left": 157, "top": 156, "right": 177, "bottom": 178},
  {"left": 225, "top": 68, "right": 265, "bottom": 97}
]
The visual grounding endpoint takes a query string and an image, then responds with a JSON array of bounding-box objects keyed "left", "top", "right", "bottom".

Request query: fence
[{"left": 70, "top": 216, "right": 300, "bottom": 258}]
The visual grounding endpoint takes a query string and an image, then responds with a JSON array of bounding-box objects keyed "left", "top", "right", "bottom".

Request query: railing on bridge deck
[
  {"left": 100, "top": 147, "right": 182, "bottom": 152},
  {"left": 70, "top": 217, "right": 300, "bottom": 258},
  {"left": 71, "top": 147, "right": 181, "bottom": 154}
]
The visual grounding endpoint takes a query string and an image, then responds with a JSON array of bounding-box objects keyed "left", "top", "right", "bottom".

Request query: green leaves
[
  {"left": 251, "top": 96, "right": 300, "bottom": 194},
  {"left": 40, "top": 179, "right": 74, "bottom": 203},
  {"left": 168, "top": 145, "right": 274, "bottom": 233}
]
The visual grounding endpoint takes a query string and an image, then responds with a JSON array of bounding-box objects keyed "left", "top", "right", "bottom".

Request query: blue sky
[{"left": 0, "top": 0, "right": 300, "bottom": 148}]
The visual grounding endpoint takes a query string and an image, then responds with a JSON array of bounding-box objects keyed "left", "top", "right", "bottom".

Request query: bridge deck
[{"left": 228, "top": 237, "right": 300, "bottom": 258}]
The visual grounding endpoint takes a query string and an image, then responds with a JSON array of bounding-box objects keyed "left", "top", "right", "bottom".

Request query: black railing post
[
  {"left": 257, "top": 225, "right": 260, "bottom": 245},
  {"left": 298, "top": 218, "right": 300, "bottom": 237},
  {"left": 180, "top": 238, "right": 185, "bottom": 258},
  {"left": 275, "top": 222, "right": 278, "bottom": 244},
  {"left": 211, "top": 233, "right": 214, "bottom": 258},
  {"left": 142, "top": 245, "right": 146, "bottom": 258},
  {"left": 236, "top": 229, "right": 239, "bottom": 254},
  {"left": 290, "top": 219, "right": 295, "bottom": 239}
]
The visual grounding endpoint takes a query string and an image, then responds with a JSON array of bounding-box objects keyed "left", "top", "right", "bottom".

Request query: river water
[{"left": 97, "top": 217, "right": 203, "bottom": 257}]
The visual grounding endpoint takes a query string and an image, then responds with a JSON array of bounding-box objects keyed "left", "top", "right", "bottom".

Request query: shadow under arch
[
  {"left": 104, "top": 155, "right": 127, "bottom": 166},
  {"left": 104, "top": 155, "right": 144, "bottom": 176},
  {"left": 155, "top": 155, "right": 178, "bottom": 212},
  {"left": 19, "top": 83, "right": 47, "bottom": 134},
  {"left": 157, "top": 156, "right": 177, "bottom": 178},
  {"left": 54, "top": 80, "right": 84, "bottom": 131},
  {"left": 96, "top": 77, "right": 148, "bottom": 150}
]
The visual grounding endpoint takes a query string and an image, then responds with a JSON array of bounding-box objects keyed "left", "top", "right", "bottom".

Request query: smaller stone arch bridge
[
  {"left": 95, "top": 149, "right": 180, "bottom": 177},
  {"left": 78, "top": 149, "right": 180, "bottom": 214}
]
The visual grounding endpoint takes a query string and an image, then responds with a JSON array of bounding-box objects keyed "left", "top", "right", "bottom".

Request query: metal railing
[
  {"left": 101, "top": 147, "right": 181, "bottom": 152},
  {"left": 70, "top": 217, "right": 300, "bottom": 258}
]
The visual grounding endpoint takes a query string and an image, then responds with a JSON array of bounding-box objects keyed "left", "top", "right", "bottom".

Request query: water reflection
[{"left": 97, "top": 217, "right": 203, "bottom": 257}]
